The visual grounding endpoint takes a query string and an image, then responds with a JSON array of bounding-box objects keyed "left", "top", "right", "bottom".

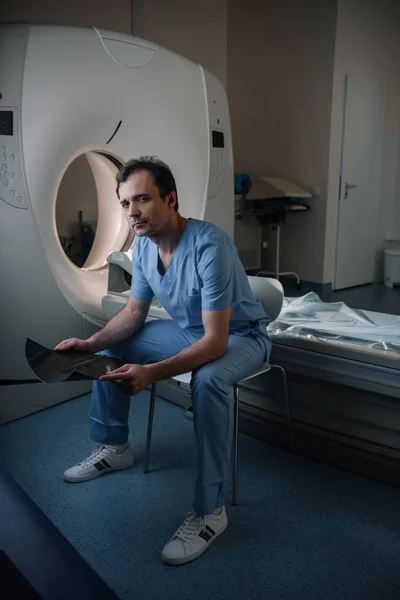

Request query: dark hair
[{"left": 116, "top": 156, "right": 179, "bottom": 212}]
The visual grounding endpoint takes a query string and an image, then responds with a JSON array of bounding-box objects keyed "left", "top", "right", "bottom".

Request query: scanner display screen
[
  {"left": 0, "top": 111, "right": 13, "bottom": 136},
  {"left": 212, "top": 130, "right": 224, "bottom": 148}
]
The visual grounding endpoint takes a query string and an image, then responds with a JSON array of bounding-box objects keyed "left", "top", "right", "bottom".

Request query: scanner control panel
[{"left": 0, "top": 108, "right": 29, "bottom": 210}]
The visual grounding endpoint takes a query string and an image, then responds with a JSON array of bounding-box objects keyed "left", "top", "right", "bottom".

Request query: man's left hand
[{"left": 99, "top": 364, "right": 152, "bottom": 396}]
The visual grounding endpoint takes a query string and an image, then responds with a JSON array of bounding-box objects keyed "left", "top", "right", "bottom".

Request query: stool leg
[
  {"left": 144, "top": 383, "right": 157, "bottom": 473},
  {"left": 232, "top": 384, "right": 239, "bottom": 506},
  {"left": 271, "top": 364, "right": 295, "bottom": 452}
]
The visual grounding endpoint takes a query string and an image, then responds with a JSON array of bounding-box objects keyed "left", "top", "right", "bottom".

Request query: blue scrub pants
[{"left": 90, "top": 319, "right": 271, "bottom": 515}]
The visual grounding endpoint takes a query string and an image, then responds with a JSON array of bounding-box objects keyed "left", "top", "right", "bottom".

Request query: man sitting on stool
[{"left": 56, "top": 156, "right": 271, "bottom": 566}]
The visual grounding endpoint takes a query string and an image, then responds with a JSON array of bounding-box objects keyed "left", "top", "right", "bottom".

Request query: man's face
[{"left": 118, "top": 170, "right": 176, "bottom": 238}]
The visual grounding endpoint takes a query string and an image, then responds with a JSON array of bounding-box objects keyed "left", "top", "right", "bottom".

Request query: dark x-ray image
[{"left": 25, "top": 338, "right": 124, "bottom": 384}]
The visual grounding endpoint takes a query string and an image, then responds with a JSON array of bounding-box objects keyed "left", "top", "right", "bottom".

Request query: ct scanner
[{"left": 0, "top": 23, "right": 233, "bottom": 422}]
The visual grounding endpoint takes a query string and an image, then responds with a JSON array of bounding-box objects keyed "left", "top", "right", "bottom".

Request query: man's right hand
[{"left": 55, "top": 338, "right": 94, "bottom": 353}]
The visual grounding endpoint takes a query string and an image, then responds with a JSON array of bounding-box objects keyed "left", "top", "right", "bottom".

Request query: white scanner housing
[{"left": 0, "top": 23, "right": 234, "bottom": 395}]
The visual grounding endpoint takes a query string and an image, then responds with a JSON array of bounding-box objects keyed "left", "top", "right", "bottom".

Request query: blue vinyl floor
[{"left": 1, "top": 391, "right": 400, "bottom": 600}]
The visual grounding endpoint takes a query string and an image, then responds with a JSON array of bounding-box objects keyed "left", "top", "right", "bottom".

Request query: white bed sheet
[{"left": 269, "top": 292, "right": 400, "bottom": 354}]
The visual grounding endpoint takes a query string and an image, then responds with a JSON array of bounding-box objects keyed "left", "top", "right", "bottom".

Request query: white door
[{"left": 334, "top": 75, "right": 387, "bottom": 290}]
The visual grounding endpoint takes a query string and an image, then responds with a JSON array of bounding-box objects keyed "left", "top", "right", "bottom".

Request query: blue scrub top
[{"left": 130, "top": 219, "right": 271, "bottom": 337}]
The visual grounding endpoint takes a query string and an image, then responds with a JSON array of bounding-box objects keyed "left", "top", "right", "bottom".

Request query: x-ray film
[{"left": 25, "top": 338, "right": 124, "bottom": 384}]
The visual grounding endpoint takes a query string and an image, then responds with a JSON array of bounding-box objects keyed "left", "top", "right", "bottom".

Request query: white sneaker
[
  {"left": 161, "top": 507, "right": 228, "bottom": 566},
  {"left": 63, "top": 444, "right": 135, "bottom": 483}
]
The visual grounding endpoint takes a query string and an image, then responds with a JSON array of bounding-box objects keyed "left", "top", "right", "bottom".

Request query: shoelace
[
  {"left": 174, "top": 510, "right": 206, "bottom": 543},
  {"left": 78, "top": 446, "right": 111, "bottom": 468}
]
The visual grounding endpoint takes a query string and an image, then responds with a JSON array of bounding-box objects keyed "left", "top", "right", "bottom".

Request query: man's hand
[
  {"left": 55, "top": 338, "right": 94, "bottom": 353},
  {"left": 99, "top": 364, "right": 152, "bottom": 396}
]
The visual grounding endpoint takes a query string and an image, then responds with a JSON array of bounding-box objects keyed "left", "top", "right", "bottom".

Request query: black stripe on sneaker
[
  {"left": 94, "top": 461, "right": 105, "bottom": 471},
  {"left": 101, "top": 459, "right": 111, "bottom": 469},
  {"left": 199, "top": 529, "right": 214, "bottom": 543},
  {"left": 206, "top": 525, "right": 215, "bottom": 535}
]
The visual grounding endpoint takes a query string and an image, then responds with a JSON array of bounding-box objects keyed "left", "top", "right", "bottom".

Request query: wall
[
  {"left": 228, "top": 0, "right": 337, "bottom": 284},
  {"left": 325, "top": 0, "right": 400, "bottom": 284},
  {"left": 0, "top": 0, "right": 132, "bottom": 33},
  {"left": 132, "top": 0, "right": 228, "bottom": 89}
]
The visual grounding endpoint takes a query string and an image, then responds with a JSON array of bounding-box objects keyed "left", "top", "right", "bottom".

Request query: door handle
[{"left": 344, "top": 182, "right": 358, "bottom": 199}]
